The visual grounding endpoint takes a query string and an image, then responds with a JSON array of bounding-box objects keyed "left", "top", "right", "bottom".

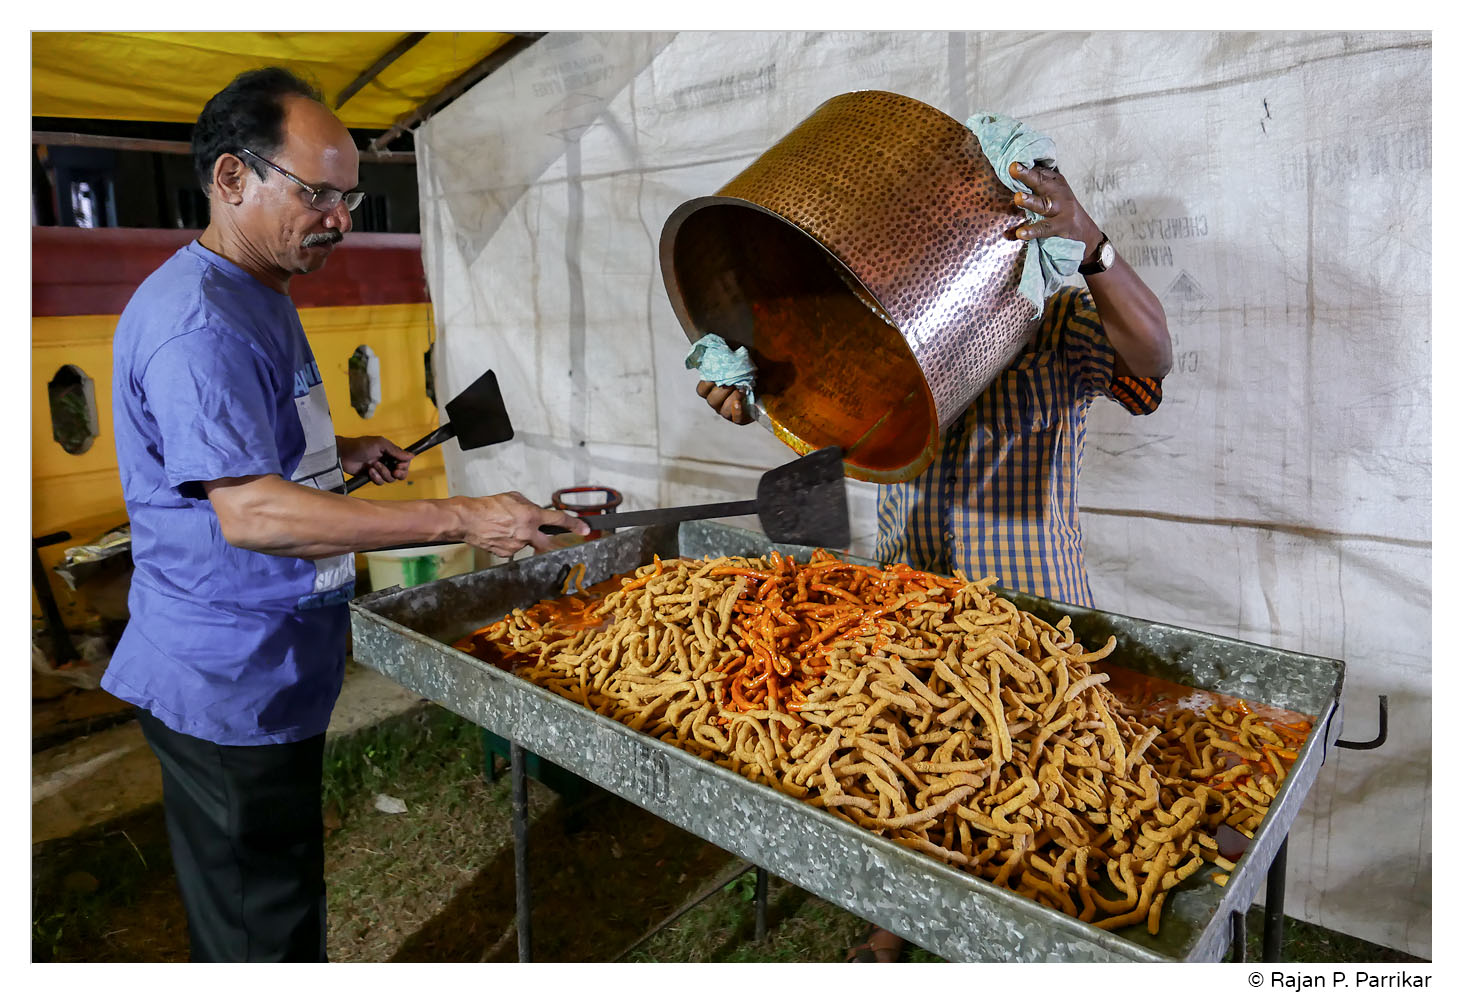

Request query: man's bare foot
[{"left": 845, "top": 926, "right": 904, "bottom": 963}]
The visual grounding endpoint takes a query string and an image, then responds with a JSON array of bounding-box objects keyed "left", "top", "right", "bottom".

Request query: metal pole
[
  {"left": 368, "top": 33, "right": 544, "bottom": 151},
  {"left": 612, "top": 862, "right": 755, "bottom": 962},
  {"left": 754, "top": 866, "right": 769, "bottom": 942},
  {"left": 335, "top": 32, "right": 428, "bottom": 110},
  {"left": 511, "top": 740, "right": 532, "bottom": 962},
  {"left": 1263, "top": 835, "right": 1288, "bottom": 962},
  {"left": 1230, "top": 909, "right": 1247, "bottom": 962},
  {"left": 31, "top": 131, "right": 416, "bottom": 165}
]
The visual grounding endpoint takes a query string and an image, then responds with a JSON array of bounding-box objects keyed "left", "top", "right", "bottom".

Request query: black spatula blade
[
  {"left": 341, "top": 368, "right": 514, "bottom": 493},
  {"left": 756, "top": 446, "right": 849, "bottom": 549},
  {"left": 445, "top": 369, "right": 515, "bottom": 451}
]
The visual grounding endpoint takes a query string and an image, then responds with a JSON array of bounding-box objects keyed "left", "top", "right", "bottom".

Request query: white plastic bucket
[{"left": 363, "top": 543, "right": 474, "bottom": 590}]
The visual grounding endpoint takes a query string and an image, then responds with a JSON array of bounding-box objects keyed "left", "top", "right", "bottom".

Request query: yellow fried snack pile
[{"left": 458, "top": 550, "right": 1309, "bottom": 934}]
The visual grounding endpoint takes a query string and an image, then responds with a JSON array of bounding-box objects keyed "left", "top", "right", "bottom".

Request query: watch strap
[{"left": 1078, "top": 233, "right": 1113, "bottom": 276}]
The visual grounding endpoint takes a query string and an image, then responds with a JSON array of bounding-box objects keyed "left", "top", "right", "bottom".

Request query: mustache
[{"left": 302, "top": 231, "right": 344, "bottom": 248}]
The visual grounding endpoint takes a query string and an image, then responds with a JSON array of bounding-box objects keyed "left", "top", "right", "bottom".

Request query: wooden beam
[
  {"left": 32, "top": 131, "right": 416, "bottom": 165},
  {"left": 368, "top": 32, "right": 544, "bottom": 152},
  {"left": 335, "top": 32, "right": 429, "bottom": 110}
]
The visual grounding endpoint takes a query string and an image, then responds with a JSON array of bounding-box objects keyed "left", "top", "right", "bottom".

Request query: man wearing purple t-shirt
[{"left": 105, "top": 67, "right": 590, "bottom": 962}]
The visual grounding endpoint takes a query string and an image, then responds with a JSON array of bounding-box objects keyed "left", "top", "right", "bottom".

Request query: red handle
[{"left": 551, "top": 487, "right": 624, "bottom": 515}]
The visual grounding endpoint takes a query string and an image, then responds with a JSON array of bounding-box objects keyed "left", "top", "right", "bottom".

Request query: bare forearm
[
  {"left": 206, "top": 475, "right": 464, "bottom": 558},
  {"left": 1004, "top": 160, "right": 1173, "bottom": 380},
  {"left": 1085, "top": 256, "right": 1173, "bottom": 378}
]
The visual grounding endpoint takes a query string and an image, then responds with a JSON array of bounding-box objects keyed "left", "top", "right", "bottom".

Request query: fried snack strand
[{"left": 459, "top": 550, "right": 1311, "bottom": 936}]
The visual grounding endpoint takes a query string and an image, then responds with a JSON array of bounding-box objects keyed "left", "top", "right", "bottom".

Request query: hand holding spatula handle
[
  {"left": 538, "top": 447, "right": 849, "bottom": 549},
  {"left": 338, "top": 369, "right": 515, "bottom": 494}
]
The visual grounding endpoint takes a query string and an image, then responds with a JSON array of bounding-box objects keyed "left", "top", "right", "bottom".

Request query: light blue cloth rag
[
  {"left": 684, "top": 333, "right": 757, "bottom": 405},
  {"left": 966, "top": 110, "right": 1086, "bottom": 319}
]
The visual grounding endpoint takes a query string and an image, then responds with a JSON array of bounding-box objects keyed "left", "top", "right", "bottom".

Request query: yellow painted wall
[
  {"left": 32, "top": 302, "right": 443, "bottom": 623},
  {"left": 302, "top": 302, "right": 448, "bottom": 505}
]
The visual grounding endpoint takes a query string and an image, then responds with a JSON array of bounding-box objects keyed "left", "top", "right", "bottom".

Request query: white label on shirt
[{"left": 292, "top": 380, "right": 355, "bottom": 594}]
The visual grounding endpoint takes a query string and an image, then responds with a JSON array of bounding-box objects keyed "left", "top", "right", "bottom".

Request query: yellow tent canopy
[{"left": 32, "top": 31, "right": 517, "bottom": 132}]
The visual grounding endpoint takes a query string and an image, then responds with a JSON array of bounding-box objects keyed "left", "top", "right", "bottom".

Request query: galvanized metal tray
[{"left": 349, "top": 522, "right": 1345, "bottom": 962}]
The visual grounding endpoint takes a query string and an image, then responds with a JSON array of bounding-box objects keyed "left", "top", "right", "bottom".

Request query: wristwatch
[{"left": 1078, "top": 233, "right": 1116, "bottom": 276}]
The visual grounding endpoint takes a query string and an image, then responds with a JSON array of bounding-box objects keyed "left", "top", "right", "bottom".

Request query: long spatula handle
[
  {"left": 538, "top": 499, "right": 760, "bottom": 534},
  {"left": 362, "top": 499, "right": 761, "bottom": 552},
  {"left": 341, "top": 423, "right": 456, "bottom": 494}
]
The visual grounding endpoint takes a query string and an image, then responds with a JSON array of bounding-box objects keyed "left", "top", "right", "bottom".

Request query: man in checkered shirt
[
  {"left": 696, "top": 158, "right": 1171, "bottom": 961},
  {"left": 697, "top": 158, "right": 1170, "bottom": 612}
]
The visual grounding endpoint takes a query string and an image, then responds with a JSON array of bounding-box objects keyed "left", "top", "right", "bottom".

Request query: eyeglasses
[{"left": 236, "top": 147, "right": 364, "bottom": 212}]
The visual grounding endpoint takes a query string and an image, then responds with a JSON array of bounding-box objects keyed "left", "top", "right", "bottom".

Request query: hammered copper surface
[{"left": 660, "top": 90, "right": 1039, "bottom": 483}]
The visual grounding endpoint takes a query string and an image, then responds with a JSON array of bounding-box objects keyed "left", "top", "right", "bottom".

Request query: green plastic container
[{"left": 480, "top": 728, "right": 593, "bottom": 800}]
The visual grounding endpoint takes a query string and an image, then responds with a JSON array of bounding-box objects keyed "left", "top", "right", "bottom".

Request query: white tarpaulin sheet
[{"left": 417, "top": 31, "right": 1431, "bottom": 957}]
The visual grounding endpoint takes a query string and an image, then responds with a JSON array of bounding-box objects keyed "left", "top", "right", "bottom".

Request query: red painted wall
[{"left": 32, "top": 227, "right": 429, "bottom": 317}]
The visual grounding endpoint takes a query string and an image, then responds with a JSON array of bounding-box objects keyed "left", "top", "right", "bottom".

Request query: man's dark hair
[{"left": 191, "top": 67, "right": 323, "bottom": 194}]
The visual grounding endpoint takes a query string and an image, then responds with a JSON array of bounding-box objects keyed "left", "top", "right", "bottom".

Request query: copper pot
[{"left": 660, "top": 90, "right": 1038, "bottom": 483}]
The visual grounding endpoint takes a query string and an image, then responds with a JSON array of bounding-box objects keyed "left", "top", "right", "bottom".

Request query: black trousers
[{"left": 138, "top": 709, "right": 328, "bottom": 962}]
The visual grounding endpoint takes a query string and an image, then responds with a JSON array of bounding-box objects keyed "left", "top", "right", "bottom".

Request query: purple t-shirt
[{"left": 103, "top": 241, "right": 355, "bottom": 745}]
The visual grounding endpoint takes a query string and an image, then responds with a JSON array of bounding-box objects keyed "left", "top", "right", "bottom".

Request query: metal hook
[{"left": 1336, "top": 694, "right": 1388, "bottom": 751}]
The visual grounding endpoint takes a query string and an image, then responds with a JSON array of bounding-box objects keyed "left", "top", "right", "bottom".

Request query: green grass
[
  {"left": 32, "top": 815, "right": 183, "bottom": 962},
  {"left": 1239, "top": 909, "right": 1422, "bottom": 964},
  {"left": 318, "top": 706, "right": 552, "bottom": 961},
  {"left": 320, "top": 702, "right": 486, "bottom": 812}
]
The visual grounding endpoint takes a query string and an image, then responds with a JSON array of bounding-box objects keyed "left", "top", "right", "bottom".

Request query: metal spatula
[
  {"left": 540, "top": 446, "right": 850, "bottom": 548},
  {"left": 341, "top": 368, "right": 514, "bottom": 493}
]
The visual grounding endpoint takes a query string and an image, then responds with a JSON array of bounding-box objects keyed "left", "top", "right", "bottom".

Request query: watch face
[{"left": 1100, "top": 239, "right": 1116, "bottom": 268}]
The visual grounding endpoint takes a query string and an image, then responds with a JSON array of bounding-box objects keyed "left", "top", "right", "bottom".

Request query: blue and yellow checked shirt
[{"left": 875, "top": 286, "right": 1162, "bottom": 608}]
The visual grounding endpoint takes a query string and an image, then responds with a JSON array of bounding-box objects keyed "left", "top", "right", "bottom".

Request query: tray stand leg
[
  {"left": 754, "top": 867, "right": 769, "bottom": 942},
  {"left": 1230, "top": 909, "right": 1247, "bottom": 962},
  {"left": 512, "top": 741, "right": 533, "bottom": 962},
  {"left": 1263, "top": 834, "right": 1288, "bottom": 962}
]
